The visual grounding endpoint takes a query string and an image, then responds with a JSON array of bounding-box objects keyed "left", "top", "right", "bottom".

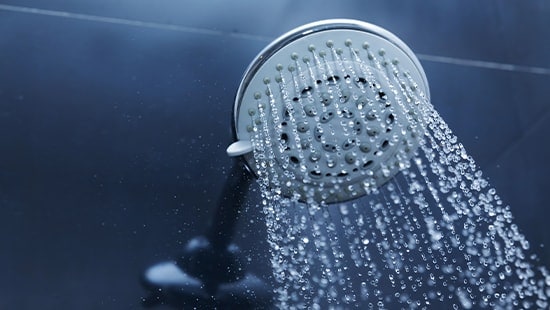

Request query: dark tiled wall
[{"left": 0, "top": 1, "right": 548, "bottom": 308}]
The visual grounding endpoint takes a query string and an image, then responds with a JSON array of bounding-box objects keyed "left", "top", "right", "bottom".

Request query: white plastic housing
[{"left": 228, "top": 19, "right": 430, "bottom": 203}]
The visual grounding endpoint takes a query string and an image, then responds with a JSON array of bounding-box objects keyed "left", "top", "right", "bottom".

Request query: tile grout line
[
  {"left": 1, "top": 3, "right": 550, "bottom": 76},
  {"left": 417, "top": 54, "right": 550, "bottom": 76},
  {"left": 0, "top": 3, "right": 273, "bottom": 42}
]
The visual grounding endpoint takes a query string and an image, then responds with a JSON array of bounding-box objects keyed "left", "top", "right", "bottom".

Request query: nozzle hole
[
  {"left": 323, "top": 143, "right": 337, "bottom": 152},
  {"left": 280, "top": 133, "right": 289, "bottom": 143},
  {"left": 309, "top": 170, "right": 322, "bottom": 178},
  {"left": 337, "top": 171, "right": 348, "bottom": 177},
  {"left": 355, "top": 77, "right": 368, "bottom": 87},
  {"left": 362, "top": 160, "right": 374, "bottom": 169},
  {"left": 301, "top": 86, "right": 313, "bottom": 97},
  {"left": 387, "top": 113, "right": 395, "bottom": 125},
  {"left": 283, "top": 107, "right": 292, "bottom": 120},
  {"left": 327, "top": 75, "right": 340, "bottom": 85}
]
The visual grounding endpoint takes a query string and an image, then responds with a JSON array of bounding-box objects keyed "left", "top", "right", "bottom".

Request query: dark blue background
[{"left": 1, "top": 1, "right": 549, "bottom": 308}]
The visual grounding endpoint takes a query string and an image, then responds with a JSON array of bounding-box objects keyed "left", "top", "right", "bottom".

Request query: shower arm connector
[{"left": 141, "top": 158, "right": 271, "bottom": 308}]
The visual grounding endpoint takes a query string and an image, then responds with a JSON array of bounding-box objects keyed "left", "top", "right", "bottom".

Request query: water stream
[{"left": 248, "top": 41, "right": 550, "bottom": 309}]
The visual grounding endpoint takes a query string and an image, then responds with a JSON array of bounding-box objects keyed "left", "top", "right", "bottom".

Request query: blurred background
[{"left": 1, "top": 1, "right": 549, "bottom": 308}]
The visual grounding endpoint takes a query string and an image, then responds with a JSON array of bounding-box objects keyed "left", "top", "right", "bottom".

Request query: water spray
[{"left": 142, "top": 19, "right": 550, "bottom": 309}]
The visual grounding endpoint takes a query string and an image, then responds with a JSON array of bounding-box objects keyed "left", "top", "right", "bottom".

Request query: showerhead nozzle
[{"left": 227, "top": 19, "right": 430, "bottom": 204}]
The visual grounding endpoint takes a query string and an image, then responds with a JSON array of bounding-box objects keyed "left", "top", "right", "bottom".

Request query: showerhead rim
[
  {"left": 232, "top": 19, "right": 430, "bottom": 129},
  {"left": 228, "top": 19, "right": 431, "bottom": 203}
]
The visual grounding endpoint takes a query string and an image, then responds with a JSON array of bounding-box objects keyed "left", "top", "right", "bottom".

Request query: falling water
[{"left": 248, "top": 39, "right": 550, "bottom": 309}]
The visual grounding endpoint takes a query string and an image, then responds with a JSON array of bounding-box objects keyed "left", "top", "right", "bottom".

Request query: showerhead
[{"left": 227, "top": 19, "right": 430, "bottom": 204}]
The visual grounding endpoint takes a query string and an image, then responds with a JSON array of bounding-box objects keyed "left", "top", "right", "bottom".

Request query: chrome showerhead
[{"left": 227, "top": 19, "right": 430, "bottom": 204}]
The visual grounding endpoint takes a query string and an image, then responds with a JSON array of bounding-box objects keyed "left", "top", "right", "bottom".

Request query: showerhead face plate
[{"left": 228, "top": 19, "right": 430, "bottom": 204}]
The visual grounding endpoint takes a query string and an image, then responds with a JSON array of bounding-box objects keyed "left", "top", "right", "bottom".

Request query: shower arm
[
  {"left": 206, "top": 158, "right": 253, "bottom": 250},
  {"left": 175, "top": 158, "right": 254, "bottom": 287},
  {"left": 141, "top": 158, "right": 271, "bottom": 308}
]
